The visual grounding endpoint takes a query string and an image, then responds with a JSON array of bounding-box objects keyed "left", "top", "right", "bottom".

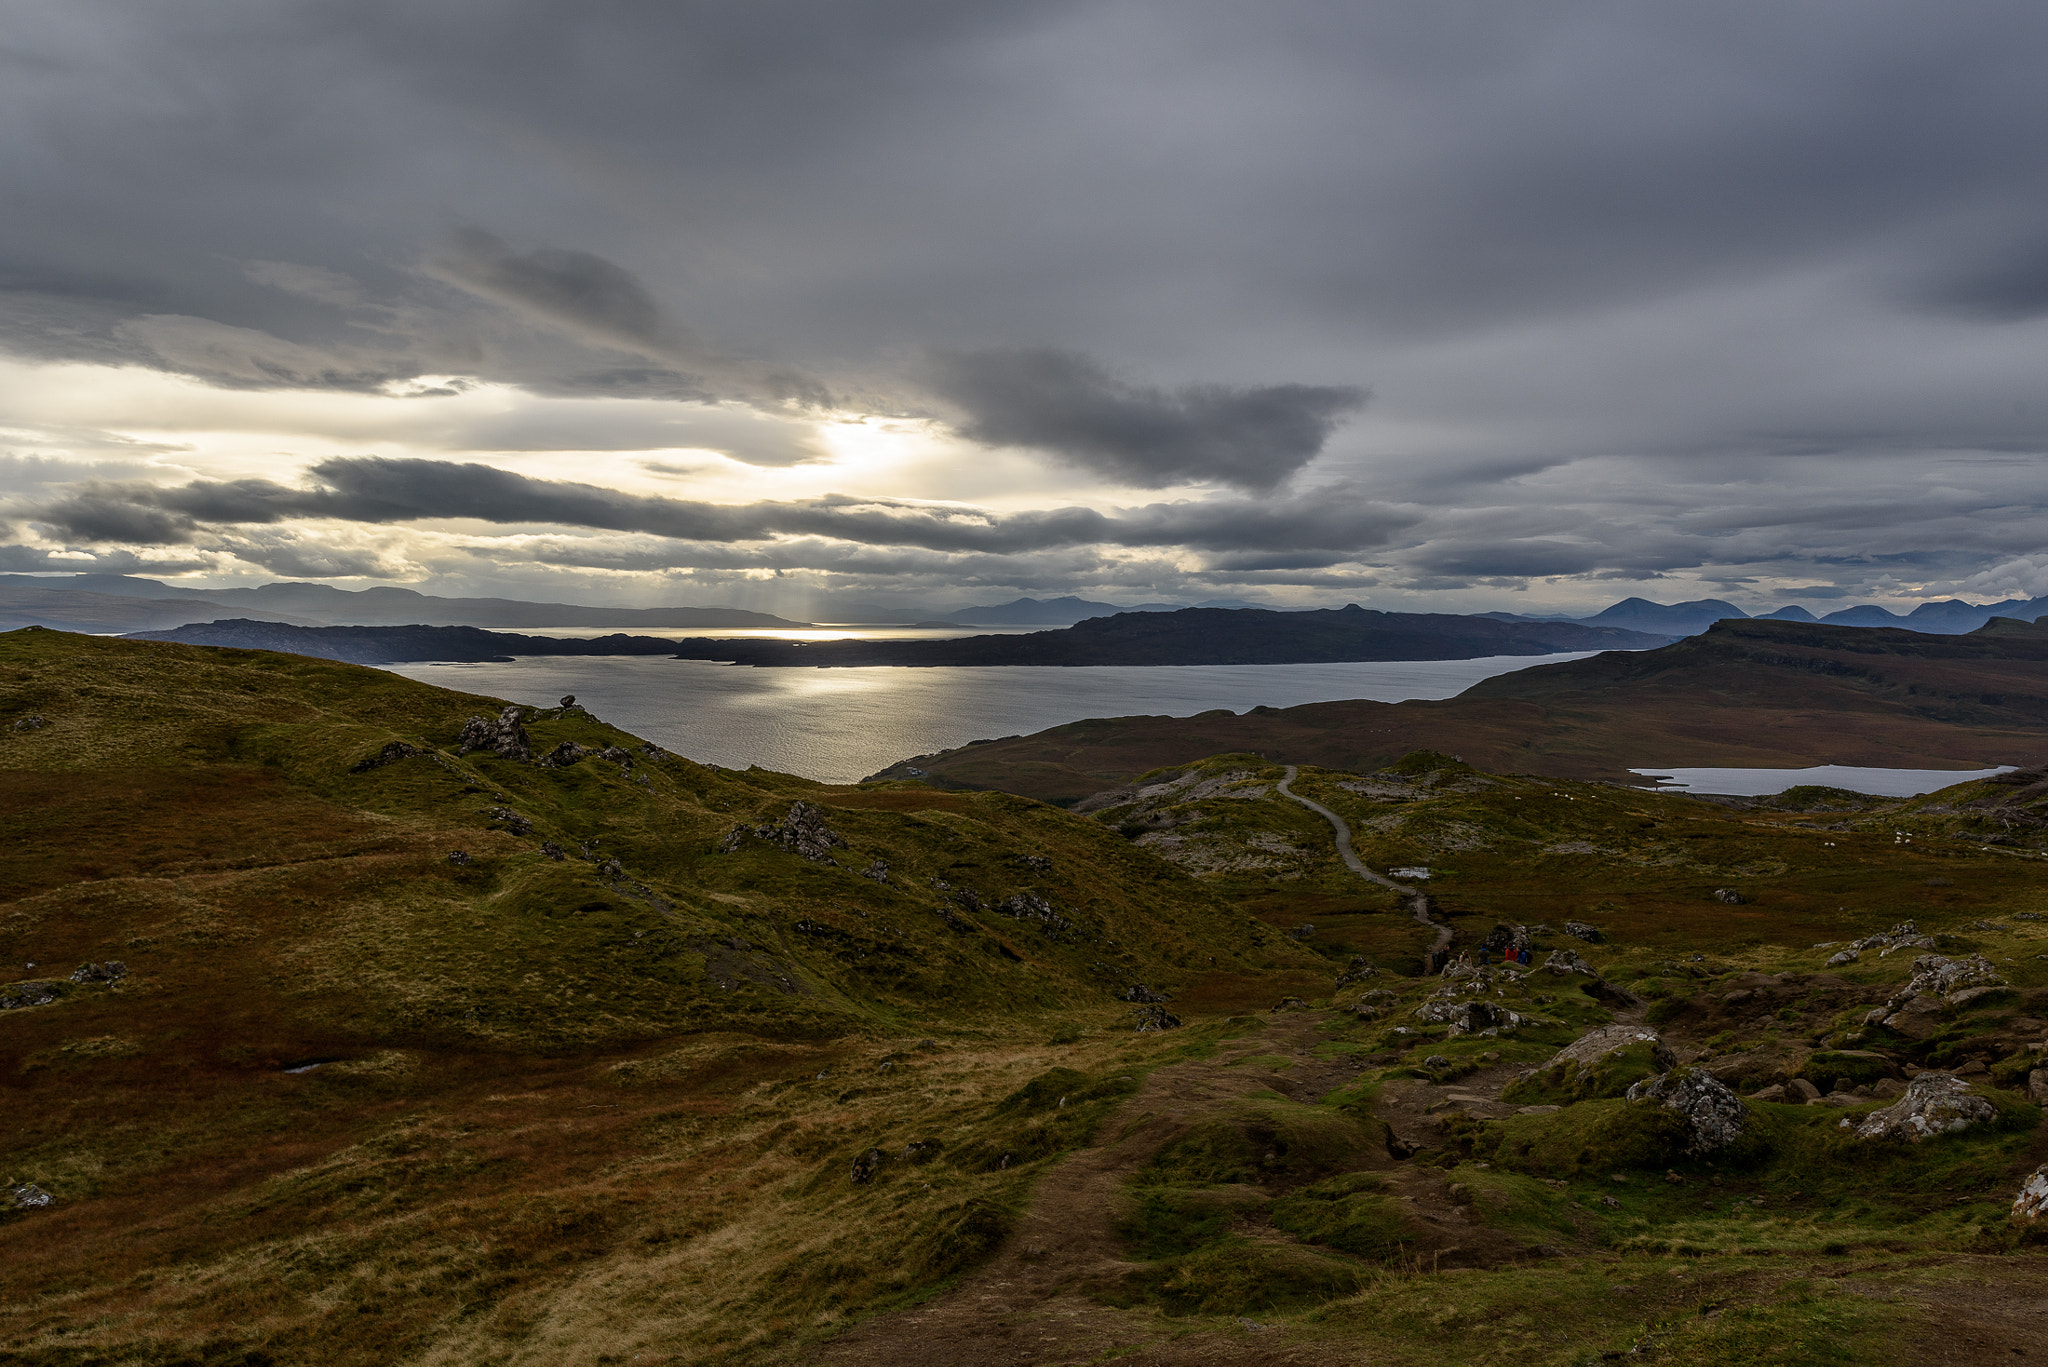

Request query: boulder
[
  {"left": 1549, "top": 1024, "right": 1676, "bottom": 1075},
  {"left": 1562, "top": 921, "right": 1603, "bottom": 943},
  {"left": 1542, "top": 949, "right": 1597, "bottom": 977},
  {"left": 1712, "top": 888, "right": 1745, "bottom": 904},
  {"left": 9, "top": 1183, "right": 53, "bottom": 1211},
  {"left": 1753, "top": 1083, "right": 1789, "bottom": 1103},
  {"left": 1825, "top": 948, "right": 1860, "bottom": 967},
  {"left": 1853, "top": 1072, "right": 1996, "bottom": 1142},
  {"left": 2030, "top": 1068, "right": 2048, "bottom": 1106},
  {"left": 1626, "top": 1067, "right": 1748, "bottom": 1155},
  {"left": 1786, "top": 1077, "right": 1822, "bottom": 1103},
  {"left": 12, "top": 715, "right": 47, "bottom": 732},
  {"left": 1133, "top": 1004, "right": 1182, "bottom": 1032},
  {"left": 456, "top": 706, "right": 532, "bottom": 763},
  {"left": 850, "top": 1148, "right": 884, "bottom": 1184},
  {"left": 1334, "top": 955, "right": 1379, "bottom": 987},
  {"left": 68, "top": 961, "right": 126, "bottom": 985},
  {"left": 1118, "top": 984, "right": 1170, "bottom": 1004},
  {"left": 2014, "top": 1165, "right": 2048, "bottom": 1222}
]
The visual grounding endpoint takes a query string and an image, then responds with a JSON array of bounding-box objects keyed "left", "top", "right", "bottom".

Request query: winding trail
[{"left": 1275, "top": 764, "right": 1453, "bottom": 960}]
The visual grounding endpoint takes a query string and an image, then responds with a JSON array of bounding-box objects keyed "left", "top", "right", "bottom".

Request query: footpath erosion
[{"left": 818, "top": 763, "right": 2048, "bottom": 1367}]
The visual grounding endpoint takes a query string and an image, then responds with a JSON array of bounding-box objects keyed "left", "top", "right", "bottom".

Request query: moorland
[{"left": 2, "top": 626, "right": 2045, "bottom": 1366}]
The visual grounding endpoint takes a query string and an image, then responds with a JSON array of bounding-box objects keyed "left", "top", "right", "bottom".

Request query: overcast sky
[{"left": 3, "top": 0, "right": 2047, "bottom": 616}]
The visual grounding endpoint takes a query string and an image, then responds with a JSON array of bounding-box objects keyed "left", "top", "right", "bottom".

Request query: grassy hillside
[
  {"left": 4, "top": 629, "right": 2045, "bottom": 1365},
  {"left": 870, "top": 617, "right": 2048, "bottom": 804}
]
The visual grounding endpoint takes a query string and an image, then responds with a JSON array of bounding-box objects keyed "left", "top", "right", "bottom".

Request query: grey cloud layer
[
  {"left": 23, "top": 457, "right": 1416, "bottom": 557},
  {"left": 5, "top": 1, "right": 2048, "bottom": 602}
]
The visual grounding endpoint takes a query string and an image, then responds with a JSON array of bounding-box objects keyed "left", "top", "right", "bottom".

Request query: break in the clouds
[{"left": 4, "top": 1, "right": 2048, "bottom": 613}]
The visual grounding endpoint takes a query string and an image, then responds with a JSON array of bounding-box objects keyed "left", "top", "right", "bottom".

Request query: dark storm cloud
[
  {"left": 924, "top": 349, "right": 1365, "bottom": 491},
  {"left": 22, "top": 458, "right": 1414, "bottom": 558}
]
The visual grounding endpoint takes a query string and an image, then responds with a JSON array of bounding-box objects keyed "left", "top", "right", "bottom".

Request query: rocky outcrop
[
  {"left": 1133, "top": 1004, "right": 1182, "bottom": 1032},
  {"left": 2014, "top": 1164, "right": 2048, "bottom": 1222},
  {"left": 351, "top": 740, "right": 424, "bottom": 772},
  {"left": 9, "top": 1183, "right": 54, "bottom": 1211},
  {"left": 457, "top": 707, "right": 533, "bottom": 763},
  {"left": 0, "top": 981, "right": 60, "bottom": 1011},
  {"left": 1334, "top": 955, "right": 1379, "bottom": 987},
  {"left": 996, "top": 892, "right": 1077, "bottom": 943},
  {"left": 1863, "top": 954, "right": 2008, "bottom": 1037},
  {"left": 539, "top": 741, "right": 587, "bottom": 767},
  {"left": 1415, "top": 997, "right": 1525, "bottom": 1036},
  {"left": 1562, "top": 921, "right": 1603, "bottom": 943},
  {"left": 1712, "top": 888, "right": 1745, "bottom": 904},
  {"left": 12, "top": 715, "right": 47, "bottom": 732},
  {"left": 720, "top": 802, "right": 849, "bottom": 862},
  {"left": 1626, "top": 1067, "right": 1747, "bottom": 1155},
  {"left": 1845, "top": 920, "right": 1937, "bottom": 957},
  {"left": 1118, "top": 984, "right": 1170, "bottom": 1003},
  {"left": 68, "top": 961, "right": 126, "bottom": 985},
  {"left": 1854, "top": 1072, "right": 1996, "bottom": 1142}
]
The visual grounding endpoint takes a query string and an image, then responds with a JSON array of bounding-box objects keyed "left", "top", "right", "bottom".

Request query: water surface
[
  {"left": 1631, "top": 764, "right": 2015, "bottom": 797},
  {"left": 386, "top": 653, "right": 1590, "bottom": 785}
]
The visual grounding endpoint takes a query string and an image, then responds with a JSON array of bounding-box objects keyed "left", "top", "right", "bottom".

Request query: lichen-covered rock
[
  {"left": 2013, "top": 1164, "right": 2048, "bottom": 1222},
  {"left": 1626, "top": 1067, "right": 1747, "bottom": 1155},
  {"left": 9, "top": 1183, "right": 54, "bottom": 1210},
  {"left": 861, "top": 859, "right": 890, "bottom": 884},
  {"left": 1562, "top": 921, "right": 1603, "bottom": 943},
  {"left": 539, "top": 741, "right": 587, "bottom": 767},
  {"left": 68, "top": 961, "right": 126, "bottom": 985},
  {"left": 1414, "top": 998, "right": 1524, "bottom": 1036},
  {"left": 1712, "top": 888, "right": 1745, "bottom": 904},
  {"left": 1507, "top": 1024, "right": 1677, "bottom": 1105},
  {"left": 1, "top": 981, "right": 61, "bottom": 1011},
  {"left": 1865, "top": 954, "right": 2007, "bottom": 1033},
  {"left": 457, "top": 706, "right": 533, "bottom": 762},
  {"left": 1853, "top": 1072, "right": 1996, "bottom": 1142},
  {"left": 1825, "top": 948, "right": 1860, "bottom": 967}
]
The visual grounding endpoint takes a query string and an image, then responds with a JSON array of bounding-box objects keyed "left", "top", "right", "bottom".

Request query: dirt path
[{"left": 1275, "top": 764, "right": 1452, "bottom": 960}]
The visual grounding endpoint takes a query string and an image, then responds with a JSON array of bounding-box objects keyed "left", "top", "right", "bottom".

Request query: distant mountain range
[
  {"left": 0, "top": 574, "right": 805, "bottom": 630},
  {"left": 129, "top": 605, "right": 1667, "bottom": 667},
  {"left": 7, "top": 571, "right": 2043, "bottom": 639},
  {"left": 868, "top": 616, "right": 2048, "bottom": 803},
  {"left": 1484, "top": 594, "right": 2048, "bottom": 637}
]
